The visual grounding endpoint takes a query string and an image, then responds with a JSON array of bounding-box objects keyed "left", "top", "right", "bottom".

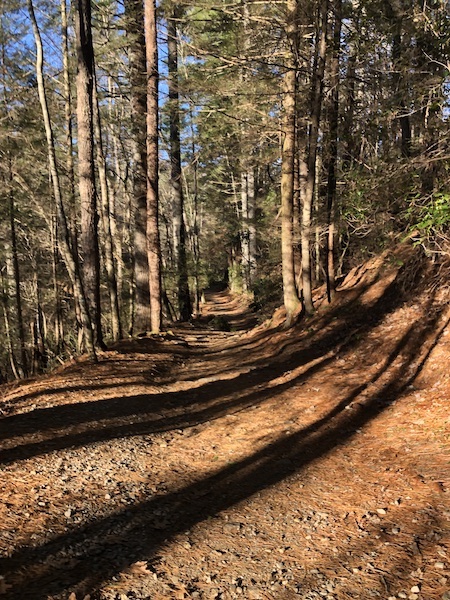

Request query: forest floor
[{"left": 1, "top": 243, "right": 450, "bottom": 600}]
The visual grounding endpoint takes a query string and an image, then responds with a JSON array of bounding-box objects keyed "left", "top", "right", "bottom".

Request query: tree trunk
[
  {"left": 93, "top": 80, "right": 122, "bottom": 340},
  {"left": 51, "top": 215, "right": 64, "bottom": 352},
  {"left": 9, "top": 166, "right": 28, "bottom": 377},
  {"left": 75, "top": 0, "right": 104, "bottom": 348},
  {"left": 239, "top": 0, "right": 256, "bottom": 295},
  {"left": 60, "top": 0, "right": 76, "bottom": 230},
  {"left": 281, "top": 0, "right": 301, "bottom": 325},
  {"left": 325, "top": 0, "right": 341, "bottom": 303},
  {"left": 393, "top": 30, "right": 411, "bottom": 157},
  {"left": 186, "top": 101, "right": 201, "bottom": 314},
  {"left": 145, "top": 0, "right": 162, "bottom": 332},
  {"left": 301, "top": 0, "right": 328, "bottom": 315},
  {"left": 168, "top": 7, "right": 191, "bottom": 321},
  {"left": 31, "top": 271, "right": 48, "bottom": 374},
  {"left": 241, "top": 171, "right": 250, "bottom": 292},
  {"left": 27, "top": 0, "right": 96, "bottom": 360},
  {"left": 1, "top": 270, "right": 20, "bottom": 380},
  {"left": 126, "top": 0, "right": 151, "bottom": 333}
]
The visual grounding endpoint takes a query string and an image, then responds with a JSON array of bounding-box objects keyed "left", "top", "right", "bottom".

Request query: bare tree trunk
[
  {"left": 185, "top": 101, "right": 201, "bottom": 314},
  {"left": 301, "top": 0, "right": 328, "bottom": 315},
  {"left": 241, "top": 171, "right": 250, "bottom": 292},
  {"left": 389, "top": 8, "right": 412, "bottom": 157},
  {"left": 93, "top": 81, "right": 122, "bottom": 340},
  {"left": 1, "top": 270, "right": 20, "bottom": 380},
  {"left": 27, "top": 0, "right": 96, "bottom": 360},
  {"left": 31, "top": 270, "right": 48, "bottom": 374},
  {"left": 60, "top": 0, "right": 76, "bottom": 227},
  {"left": 168, "top": 7, "right": 191, "bottom": 321},
  {"left": 125, "top": 0, "right": 151, "bottom": 333},
  {"left": 9, "top": 167, "right": 28, "bottom": 377},
  {"left": 239, "top": 0, "right": 257, "bottom": 294},
  {"left": 325, "top": 0, "right": 341, "bottom": 302},
  {"left": 75, "top": 0, "right": 104, "bottom": 348},
  {"left": 247, "top": 168, "right": 257, "bottom": 286},
  {"left": 145, "top": 0, "right": 162, "bottom": 332},
  {"left": 281, "top": 0, "right": 301, "bottom": 325},
  {"left": 51, "top": 216, "right": 64, "bottom": 352}
]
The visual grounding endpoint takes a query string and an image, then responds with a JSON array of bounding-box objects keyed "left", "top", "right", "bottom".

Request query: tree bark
[
  {"left": 168, "top": 7, "right": 192, "bottom": 321},
  {"left": 1, "top": 269, "right": 20, "bottom": 380},
  {"left": 93, "top": 80, "right": 122, "bottom": 340},
  {"left": 325, "top": 0, "right": 341, "bottom": 303},
  {"left": 281, "top": 0, "right": 302, "bottom": 325},
  {"left": 145, "top": 0, "right": 162, "bottom": 332},
  {"left": 27, "top": 0, "right": 96, "bottom": 360},
  {"left": 126, "top": 0, "right": 151, "bottom": 333},
  {"left": 9, "top": 166, "right": 28, "bottom": 377},
  {"left": 75, "top": 0, "right": 104, "bottom": 348},
  {"left": 60, "top": 0, "right": 76, "bottom": 228},
  {"left": 301, "top": 0, "right": 328, "bottom": 315},
  {"left": 51, "top": 216, "right": 64, "bottom": 352}
]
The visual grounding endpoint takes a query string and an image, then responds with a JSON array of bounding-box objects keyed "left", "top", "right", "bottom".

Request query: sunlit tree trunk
[
  {"left": 145, "top": 0, "right": 162, "bottom": 332},
  {"left": 281, "top": 0, "right": 302, "bottom": 325},
  {"left": 238, "top": 0, "right": 257, "bottom": 294}
]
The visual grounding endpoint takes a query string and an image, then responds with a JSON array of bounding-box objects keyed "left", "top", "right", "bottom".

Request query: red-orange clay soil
[{"left": 0, "top": 243, "right": 449, "bottom": 600}]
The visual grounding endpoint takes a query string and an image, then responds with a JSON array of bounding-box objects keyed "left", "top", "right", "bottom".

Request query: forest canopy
[{"left": 0, "top": 0, "right": 449, "bottom": 380}]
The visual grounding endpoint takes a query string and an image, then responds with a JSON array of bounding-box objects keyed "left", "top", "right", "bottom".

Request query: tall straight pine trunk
[
  {"left": 126, "top": 0, "right": 151, "bottom": 333},
  {"left": 168, "top": 8, "right": 191, "bottom": 321},
  {"left": 301, "top": 0, "right": 328, "bottom": 315},
  {"left": 281, "top": 0, "right": 301, "bottom": 325},
  {"left": 75, "top": 0, "right": 104, "bottom": 349},
  {"left": 93, "top": 81, "right": 122, "bottom": 340},
  {"left": 145, "top": 0, "right": 162, "bottom": 332}
]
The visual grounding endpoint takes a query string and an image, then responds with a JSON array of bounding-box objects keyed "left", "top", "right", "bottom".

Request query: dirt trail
[{"left": 0, "top": 245, "right": 450, "bottom": 600}]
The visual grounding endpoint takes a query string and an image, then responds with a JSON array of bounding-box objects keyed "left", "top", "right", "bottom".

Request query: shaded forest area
[{"left": 0, "top": 0, "right": 449, "bottom": 378}]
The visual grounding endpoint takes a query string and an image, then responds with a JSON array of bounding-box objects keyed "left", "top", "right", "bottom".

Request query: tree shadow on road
[{"left": 1, "top": 292, "right": 448, "bottom": 599}]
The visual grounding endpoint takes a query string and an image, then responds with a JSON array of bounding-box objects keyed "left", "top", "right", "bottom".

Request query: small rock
[
  {"left": 409, "top": 595, "right": 419, "bottom": 600},
  {"left": 376, "top": 508, "right": 387, "bottom": 515},
  {"left": 442, "top": 591, "right": 450, "bottom": 600},
  {"left": 398, "top": 593, "right": 407, "bottom": 599},
  {"left": 64, "top": 508, "right": 72, "bottom": 518},
  {"left": 435, "top": 562, "right": 446, "bottom": 569},
  {"left": 392, "top": 527, "right": 401, "bottom": 534},
  {"left": 223, "top": 522, "right": 241, "bottom": 533},
  {"left": 411, "top": 586, "right": 420, "bottom": 593}
]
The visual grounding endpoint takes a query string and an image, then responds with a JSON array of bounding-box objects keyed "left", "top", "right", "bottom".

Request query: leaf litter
[{"left": 0, "top": 243, "right": 449, "bottom": 600}]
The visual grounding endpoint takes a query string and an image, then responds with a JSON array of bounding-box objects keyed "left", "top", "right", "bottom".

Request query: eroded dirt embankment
[{"left": 0, "top": 243, "right": 449, "bottom": 600}]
